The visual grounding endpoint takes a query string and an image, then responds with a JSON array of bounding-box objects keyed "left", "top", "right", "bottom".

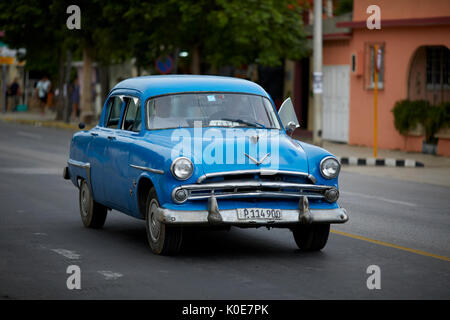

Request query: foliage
[
  {"left": 0, "top": 0, "right": 65, "bottom": 77},
  {"left": 0, "top": 0, "right": 309, "bottom": 118},
  {"left": 392, "top": 99, "right": 450, "bottom": 144},
  {"left": 335, "top": 0, "right": 353, "bottom": 16},
  {"left": 206, "top": 0, "right": 308, "bottom": 68},
  {"left": 1, "top": 0, "right": 308, "bottom": 75}
]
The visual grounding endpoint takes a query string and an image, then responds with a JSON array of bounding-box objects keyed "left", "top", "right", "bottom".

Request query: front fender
[{"left": 297, "top": 141, "right": 339, "bottom": 187}]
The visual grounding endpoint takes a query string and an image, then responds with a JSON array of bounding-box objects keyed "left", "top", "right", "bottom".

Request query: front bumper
[{"left": 156, "top": 195, "right": 348, "bottom": 226}]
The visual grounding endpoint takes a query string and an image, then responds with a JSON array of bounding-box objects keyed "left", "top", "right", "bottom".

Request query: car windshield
[{"left": 146, "top": 93, "right": 281, "bottom": 130}]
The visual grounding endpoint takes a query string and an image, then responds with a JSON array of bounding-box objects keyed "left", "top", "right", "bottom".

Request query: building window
[
  {"left": 368, "top": 44, "right": 384, "bottom": 89},
  {"left": 426, "top": 46, "right": 449, "bottom": 90}
]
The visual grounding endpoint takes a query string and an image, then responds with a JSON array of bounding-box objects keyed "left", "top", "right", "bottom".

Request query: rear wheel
[
  {"left": 292, "top": 224, "right": 330, "bottom": 251},
  {"left": 79, "top": 180, "right": 107, "bottom": 228},
  {"left": 145, "top": 188, "right": 183, "bottom": 255}
]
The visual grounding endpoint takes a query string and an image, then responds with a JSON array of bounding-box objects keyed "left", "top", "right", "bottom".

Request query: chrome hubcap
[
  {"left": 148, "top": 199, "right": 161, "bottom": 242},
  {"left": 80, "top": 183, "right": 89, "bottom": 218}
]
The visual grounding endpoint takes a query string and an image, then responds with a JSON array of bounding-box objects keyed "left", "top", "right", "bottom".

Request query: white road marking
[
  {"left": 33, "top": 233, "right": 47, "bottom": 236},
  {"left": 17, "top": 131, "right": 42, "bottom": 140},
  {"left": 0, "top": 167, "right": 60, "bottom": 175},
  {"left": 98, "top": 271, "right": 123, "bottom": 280},
  {"left": 51, "top": 249, "right": 81, "bottom": 260},
  {"left": 341, "top": 191, "right": 417, "bottom": 207}
]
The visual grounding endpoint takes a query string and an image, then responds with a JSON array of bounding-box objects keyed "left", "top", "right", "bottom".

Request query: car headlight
[
  {"left": 170, "top": 157, "right": 193, "bottom": 180},
  {"left": 320, "top": 156, "right": 340, "bottom": 179}
]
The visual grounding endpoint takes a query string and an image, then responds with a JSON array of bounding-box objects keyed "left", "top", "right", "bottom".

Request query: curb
[{"left": 338, "top": 157, "right": 424, "bottom": 167}]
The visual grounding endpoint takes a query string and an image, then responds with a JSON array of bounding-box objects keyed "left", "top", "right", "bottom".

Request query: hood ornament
[
  {"left": 250, "top": 135, "right": 259, "bottom": 144},
  {"left": 244, "top": 153, "right": 271, "bottom": 166}
]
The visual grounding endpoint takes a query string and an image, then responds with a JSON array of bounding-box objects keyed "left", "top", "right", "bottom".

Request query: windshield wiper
[{"left": 220, "top": 118, "right": 266, "bottom": 128}]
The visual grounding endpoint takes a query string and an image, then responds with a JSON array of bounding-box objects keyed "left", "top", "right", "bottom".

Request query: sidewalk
[
  {"left": 294, "top": 136, "right": 450, "bottom": 187},
  {"left": 322, "top": 140, "right": 450, "bottom": 187},
  {"left": 0, "top": 111, "right": 91, "bottom": 131}
]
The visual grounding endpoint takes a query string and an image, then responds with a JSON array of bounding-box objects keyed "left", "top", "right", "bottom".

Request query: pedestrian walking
[
  {"left": 35, "top": 75, "right": 51, "bottom": 114},
  {"left": 8, "top": 78, "right": 20, "bottom": 112}
]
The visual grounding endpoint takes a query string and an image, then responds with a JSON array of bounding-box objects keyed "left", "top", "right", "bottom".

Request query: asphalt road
[{"left": 0, "top": 121, "right": 449, "bottom": 299}]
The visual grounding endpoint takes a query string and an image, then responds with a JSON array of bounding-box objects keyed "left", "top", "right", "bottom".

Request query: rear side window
[
  {"left": 105, "top": 96, "right": 123, "bottom": 128},
  {"left": 122, "top": 97, "right": 142, "bottom": 132}
]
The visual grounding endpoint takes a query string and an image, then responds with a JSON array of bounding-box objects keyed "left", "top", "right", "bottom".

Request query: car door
[
  {"left": 88, "top": 95, "right": 124, "bottom": 205},
  {"left": 103, "top": 96, "right": 142, "bottom": 212}
]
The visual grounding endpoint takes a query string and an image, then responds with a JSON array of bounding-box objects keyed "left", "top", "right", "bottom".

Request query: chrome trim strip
[
  {"left": 180, "top": 180, "right": 329, "bottom": 191},
  {"left": 196, "top": 169, "right": 316, "bottom": 184},
  {"left": 130, "top": 164, "right": 164, "bottom": 175},
  {"left": 187, "top": 192, "right": 324, "bottom": 201},
  {"left": 67, "top": 159, "right": 92, "bottom": 192},
  {"left": 244, "top": 152, "right": 271, "bottom": 166},
  {"left": 68, "top": 159, "right": 90, "bottom": 168}
]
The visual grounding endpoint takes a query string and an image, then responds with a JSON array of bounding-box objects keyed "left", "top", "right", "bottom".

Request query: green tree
[
  {"left": 1, "top": 0, "right": 308, "bottom": 121},
  {"left": 206, "top": 0, "right": 307, "bottom": 69},
  {"left": 125, "top": 0, "right": 308, "bottom": 73},
  {"left": 0, "top": 0, "right": 133, "bottom": 122}
]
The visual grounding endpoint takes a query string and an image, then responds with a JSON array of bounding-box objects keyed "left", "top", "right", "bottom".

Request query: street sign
[
  {"left": 0, "top": 56, "right": 14, "bottom": 65},
  {"left": 312, "top": 72, "right": 323, "bottom": 94},
  {"left": 155, "top": 56, "right": 174, "bottom": 74}
]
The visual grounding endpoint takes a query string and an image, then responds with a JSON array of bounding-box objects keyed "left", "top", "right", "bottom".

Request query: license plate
[{"left": 236, "top": 208, "right": 282, "bottom": 220}]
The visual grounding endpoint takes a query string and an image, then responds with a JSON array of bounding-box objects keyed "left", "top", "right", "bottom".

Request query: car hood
[{"left": 145, "top": 128, "right": 309, "bottom": 176}]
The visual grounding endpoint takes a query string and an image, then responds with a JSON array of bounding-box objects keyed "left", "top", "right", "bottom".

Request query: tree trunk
[
  {"left": 55, "top": 49, "right": 65, "bottom": 120},
  {"left": 98, "top": 64, "right": 110, "bottom": 104},
  {"left": 81, "top": 47, "right": 94, "bottom": 124},
  {"left": 191, "top": 45, "right": 201, "bottom": 74},
  {"left": 63, "top": 50, "right": 72, "bottom": 123}
]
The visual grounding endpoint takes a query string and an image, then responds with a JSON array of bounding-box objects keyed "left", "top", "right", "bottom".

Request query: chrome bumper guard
[{"left": 156, "top": 195, "right": 348, "bottom": 226}]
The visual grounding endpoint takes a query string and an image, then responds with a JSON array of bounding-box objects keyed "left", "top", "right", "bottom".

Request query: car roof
[{"left": 110, "top": 75, "right": 270, "bottom": 99}]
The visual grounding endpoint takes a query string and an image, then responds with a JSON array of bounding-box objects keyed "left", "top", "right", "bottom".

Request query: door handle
[{"left": 107, "top": 135, "right": 116, "bottom": 140}]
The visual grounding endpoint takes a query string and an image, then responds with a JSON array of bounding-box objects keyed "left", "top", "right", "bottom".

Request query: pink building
[{"left": 289, "top": 0, "right": 450, "bottom": 156}]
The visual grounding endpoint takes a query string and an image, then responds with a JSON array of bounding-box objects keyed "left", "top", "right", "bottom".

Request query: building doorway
[{"left": 322, "top": 65, "right": 350, "bottom": 142}]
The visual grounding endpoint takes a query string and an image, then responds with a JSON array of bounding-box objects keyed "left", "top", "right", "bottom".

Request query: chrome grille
[
  {"left": 172, "top": 170, "right": 337, "bottom": 204},
  {"left": 196, "top": 169, "right": 316, "bottom": 184}
]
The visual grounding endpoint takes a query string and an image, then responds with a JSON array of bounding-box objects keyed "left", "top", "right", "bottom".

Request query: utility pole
[
  {"left": 312, "top": 0, "right": 323, "bottom": 146},
  {"left": 373, "top": 44, "right": 381, "bottom": 158}
]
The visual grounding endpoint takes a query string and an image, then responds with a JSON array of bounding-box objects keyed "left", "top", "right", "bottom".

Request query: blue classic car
[{"left": 63, "top": 75, "right": 348, "bottom": 255}]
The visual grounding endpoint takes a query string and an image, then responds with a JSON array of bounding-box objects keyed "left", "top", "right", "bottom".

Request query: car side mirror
[
  {"left": 278, "top": 97, "right": 299, "bottom": 136},
  {"left": 78, "top": 122, "right": 86, "bottom": 130},
  {"left": 285, "top": 121, "right": 297, "bottom": 137}
]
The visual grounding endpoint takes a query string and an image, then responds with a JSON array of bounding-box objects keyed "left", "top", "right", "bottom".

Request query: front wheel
[
  {"left": 145, "top": 188, "right": 183, "bottom": 255},
  {"left": 292, "top": 224, "right": 330, "bottom": 251},
  {"left": 79, "top": 180, "right": 107, "bottom": 228}
]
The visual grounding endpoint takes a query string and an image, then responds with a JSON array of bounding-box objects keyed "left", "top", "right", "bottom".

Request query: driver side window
[
  {"left": 122, "top": 97, "right": 141, "bottom": 132},
  {"left": 105, "top": 96, "right": 123, "bottom": 129}
]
